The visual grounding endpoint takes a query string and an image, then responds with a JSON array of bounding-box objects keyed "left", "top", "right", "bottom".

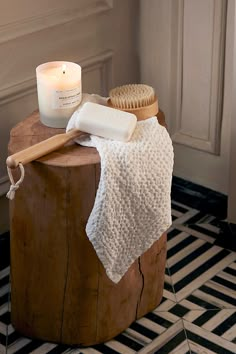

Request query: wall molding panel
[
  {"left": 81, "top": 50, "right": 114, "bottom": 95},
  {"left": 0, "top": 79, "right": 36, "bottom": 107},
  {"left": 0, "top": 50, "right": 114, "bottom": 106},
  {"left": 0, "top": 0, "right": 113, "bottom": 44},
  {"left": 171, "top": 0, "right": 227, "bottom": 154}
]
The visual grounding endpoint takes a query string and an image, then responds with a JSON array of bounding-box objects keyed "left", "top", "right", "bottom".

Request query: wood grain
[{"left": 9, "top": 110, "right": 168, "bottom": 345}]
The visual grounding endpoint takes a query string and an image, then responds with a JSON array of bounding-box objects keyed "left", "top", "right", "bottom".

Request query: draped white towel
[{"left": 67, "top": 94, "right": 174, "bottom": 283}]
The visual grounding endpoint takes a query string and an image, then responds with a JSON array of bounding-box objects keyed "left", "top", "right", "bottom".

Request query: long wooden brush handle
[{"left": 6, "top": 129, "right": 84, "bottom": 169}]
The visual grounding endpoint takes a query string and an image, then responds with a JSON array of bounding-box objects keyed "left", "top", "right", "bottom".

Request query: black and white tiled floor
[{"left": 0, "top": 176, "right": 236, "bottom": 353}]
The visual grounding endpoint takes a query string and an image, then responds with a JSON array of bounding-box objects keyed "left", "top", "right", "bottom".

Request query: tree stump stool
[{"left": 8, "top": 110, "right": 168, "bottom": 346}]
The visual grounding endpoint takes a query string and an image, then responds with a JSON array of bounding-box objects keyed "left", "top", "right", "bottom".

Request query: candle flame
[{"left": 62, "top": 64, "right": 66, "bottom": 74}]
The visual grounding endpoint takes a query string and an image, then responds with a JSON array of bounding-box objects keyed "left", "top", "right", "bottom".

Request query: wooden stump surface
[{"left": 9, "top": 110, "right": 168, "bottom": 345}]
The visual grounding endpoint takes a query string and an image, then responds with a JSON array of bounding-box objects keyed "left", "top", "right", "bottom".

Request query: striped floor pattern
[{"left": 1, "top": 191, "right": 236, "bottom": 352}]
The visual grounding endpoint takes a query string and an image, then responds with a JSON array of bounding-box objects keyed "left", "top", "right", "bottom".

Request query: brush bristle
[{"left": 109, "top": 84, "right": 155, "bottom": 110}]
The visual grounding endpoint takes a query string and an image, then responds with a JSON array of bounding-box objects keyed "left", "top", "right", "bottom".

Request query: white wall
[
  {"left": 140, "top": 0, "right": 231, "bottom": 195},
  {"left": 227, "top": 0, "right": 236, "bottom": 222},
  {"left": 139, "top": 0, "right": 172, "bottom": 128},
  {"left": 0, "top": 0, "right": 140, "bottom": 232}
]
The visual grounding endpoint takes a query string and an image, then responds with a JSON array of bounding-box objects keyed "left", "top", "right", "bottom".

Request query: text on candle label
[{"left": 52, "top": 87, "right": 81, "bottom": 109}]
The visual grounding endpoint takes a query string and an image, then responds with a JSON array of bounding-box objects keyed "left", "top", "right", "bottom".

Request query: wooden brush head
[{"left": 108, "top": 84, "right": 158, "bottom": 121}]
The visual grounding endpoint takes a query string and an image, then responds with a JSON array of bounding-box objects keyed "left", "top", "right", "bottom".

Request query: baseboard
[
  {"left": 0, "top": 232, "right": 10, "bottom": 270},
  {"left": 0, "top": 194, "right": 9, "bottom": 234},
  {"left": 0, "top": 175, "right": 9, "bottom": 197}
]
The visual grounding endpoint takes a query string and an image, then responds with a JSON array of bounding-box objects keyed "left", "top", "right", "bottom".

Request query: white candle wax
[{"left": 36, "top": 61, "right": 82, "bottom": 128}]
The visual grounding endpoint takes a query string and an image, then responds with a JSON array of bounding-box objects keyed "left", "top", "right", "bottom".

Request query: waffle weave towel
[{"left": 67, "top": 95, "right": 174, "bottom": 283}]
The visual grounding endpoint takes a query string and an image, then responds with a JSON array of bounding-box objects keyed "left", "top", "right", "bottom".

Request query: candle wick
[{"left": 62, "top": 64, "right": 66, "bottom": 75}]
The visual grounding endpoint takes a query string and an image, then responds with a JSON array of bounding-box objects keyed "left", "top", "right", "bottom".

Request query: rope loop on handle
[{"left": 6, "top": 163, "right": 25, "bottom": 200}]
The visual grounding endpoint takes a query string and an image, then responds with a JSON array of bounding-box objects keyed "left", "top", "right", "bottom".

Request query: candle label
[{"left": 52, "top": 87, "right": 81, "bottom": 109}]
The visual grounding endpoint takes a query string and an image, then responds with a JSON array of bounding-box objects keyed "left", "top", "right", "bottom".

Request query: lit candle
[{"left": 36, "top": 61, "right": 82, "bottom": 128}]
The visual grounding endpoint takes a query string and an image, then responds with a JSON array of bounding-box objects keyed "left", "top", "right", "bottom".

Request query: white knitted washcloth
[{"left": 67, "top": 95, "right": 174, "bottom": 283}]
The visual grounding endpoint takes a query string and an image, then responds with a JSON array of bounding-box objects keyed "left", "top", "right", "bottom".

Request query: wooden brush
[
  {"left": 107, "top": 84, "right": 158, "bottom": 121},
  {"left": 6, "top": 102, "right": 137, "bottom": 169}
]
